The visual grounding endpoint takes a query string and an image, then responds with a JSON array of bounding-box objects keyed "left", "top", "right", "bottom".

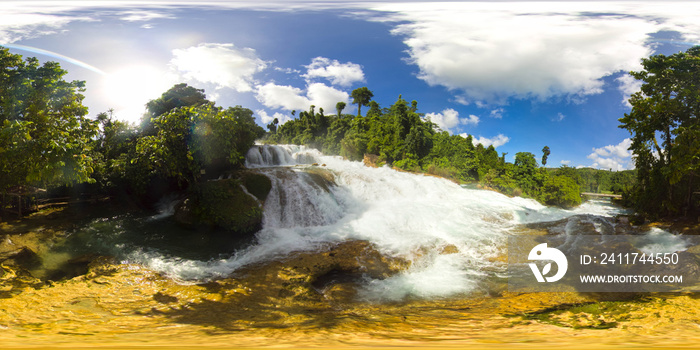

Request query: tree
[
  {"left": 142, "top": 83, "right": 208, "bottom": 135},
  {"left": 129, "top": 102, "right": 264, "bottom": 194},
  {"left": 541, "top": 175, "right": 581, "bottom": 208},
  {"left": 336, "top": 101, "right": 346, "bottom": 118},
  {"left": 0, "top": 47, "right": 97, "bottom": 193},
  {"left": 267, "top": 117, "right": 279, "bottom": 133},
  {"left": 619, "top": 46, "right": 700, "bottom": 217},
  {"left": 351, "top": 87, "right": 373, "bottom": 117},
  {"left": 541, "top": 146, "right": 550, "bottom": 166}
]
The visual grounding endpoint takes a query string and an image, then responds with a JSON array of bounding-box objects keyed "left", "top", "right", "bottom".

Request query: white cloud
[
  {"left": 256, "top": 109, "right": 292, "bottom": 125},
  {"left": 461, "top": 133, "right": 510, "bottom": 148},
  {"left": 489, "top": 108, "right": 504, "bottom": 119},
  {"left": 426, "top": 108, "right": 459, "bottom": 132},
  {"left": 256, "top": 83, "right": 309, "bottom": 111},
  {"left": 464, "top": 114, "right": 479, "bottom": 126},
  {"left": 616, "top": 73, "right": 644, "bottom": 108},
  {"left": 255, "top": 82, "right": 350, "bottom": 114},
  {"left": 171, "top": 43, "right": 267, "bottom": 92},
  {"left": 368, "top": 2, "right": 700, "bottom": 104},
  {"left": 0, "top": 11, "right": 83, "bottom": 43},
  {"left": 587, "top": 138, "right": 633, "bottom": 171},
  {"left": 119, "top": 10, "right": 175, "bottom": 22},
  {"left": 425, "top": 108, "right": 479, "bottom": 133},
  {"left": 561, "top": 160, "right": 571, "bottom": 165},
  {"left": 553, "top": 113, "right": 565, "bottom": 122},
  {"left": 303, "top": 57, "right": 365, "bottom": 87},
  {"left": 306, "top": 83, "right": 351, "bottom": 113},
  {"left": 275, "top": 66, "right": 302, "bottom": 75}
]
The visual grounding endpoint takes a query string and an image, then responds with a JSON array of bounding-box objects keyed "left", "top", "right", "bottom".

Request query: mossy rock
[
  {"left": 240, "top": 172, "right": 272, "bottom": 202},
  {"left": 190, "top": 179, "right": 264, "bottom": 234}
]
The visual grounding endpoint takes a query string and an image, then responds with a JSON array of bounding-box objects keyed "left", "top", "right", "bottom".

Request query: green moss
[
  {"left": 191, "top": 179, "right": 263, "bottom": 235},
  {"left": 240, "top": 172, "right": 272, "bottom": 202}
]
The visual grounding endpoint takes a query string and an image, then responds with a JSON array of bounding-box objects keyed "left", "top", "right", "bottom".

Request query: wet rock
[
  {"left": 362, "top": 153, "right": 380, "bottom": 168},
  {"left": 232, "top": 240, "right": 409, "bottom": 303},
  {"left": 440, "top": 244, "right": 460, "bottom": 255},
  {"left": 523, "top": 215, "right": 618, "bottom": 236},
  {"left": 173, "top": 198, "right": 195, "bottom": 227},
  {"left": 173, "top": 178, "right": 266, "bottom": 236},
  {"left": 240, "top": 171, "right": 272, "bottom": 202},
  {"left": 43, "top": 254, "right": 103, "bottom": 282},
  {"left": 0, "top": 247, "right": 41, "bottom": 270},
  {"left": 304, "top": 168, "right": 337, "bottom": 192}
]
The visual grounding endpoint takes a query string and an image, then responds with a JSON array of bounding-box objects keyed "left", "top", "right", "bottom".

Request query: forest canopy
[{"left": 0, "top": 46, "right": 644, "bottom": 214}]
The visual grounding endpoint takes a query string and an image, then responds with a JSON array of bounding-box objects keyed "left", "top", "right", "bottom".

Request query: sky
[{"left": 2, "top": 1, "right": 700, "bottom": 170}]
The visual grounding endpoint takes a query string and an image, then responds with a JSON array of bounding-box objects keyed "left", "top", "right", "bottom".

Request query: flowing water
[
  {"left": 3, "top": 145, "right": 700, "bottom": 349},
  {"left": 57, "top": 145, "right": 632, "bottom": 294}
]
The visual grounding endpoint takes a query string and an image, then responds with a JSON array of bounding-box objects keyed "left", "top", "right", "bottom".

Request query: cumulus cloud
[
  {"left": 461, "top": 133, "right": 510, "bottom": 148},
  {"left": 561, "top": 160, "right": 571, "bottom": 165},
  {"left": 616, "top": 73, "right": 644, "bottom": 108},
  {"left": 171, "top": 43, "right": 267, "bottom": 92},
  {"left": 256, "top": 109, "right": 292, "bottom": 125},
  {"left": 587, "top": 138, "right": 633, "bottom": 171},
  {"left": 256, "top": 82, "right": 350, "bottom": 114},
  {"left": 553, "top": 113, "right": 565, "bottom": 122},
  {"left": 367, "top": 2, "right": 700, "bottom": 104},
  {"left": 303, "top": 57, "right": 365, "bottom": 87},
  {"left": 425, "top": 108, "right": 479, "bottom": 133}
]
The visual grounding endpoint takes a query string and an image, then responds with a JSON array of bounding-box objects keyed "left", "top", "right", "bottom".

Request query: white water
[{"left": 127, "top": 145, "right": 632, "bottom": 298}]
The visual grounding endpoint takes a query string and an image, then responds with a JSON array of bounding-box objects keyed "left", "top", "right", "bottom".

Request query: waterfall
[
  {"left": 124, "top": 145, "right": 632, "bottom": 298},
  {"left": 245, "top": 144, "right": 320, "bottom": 167}
]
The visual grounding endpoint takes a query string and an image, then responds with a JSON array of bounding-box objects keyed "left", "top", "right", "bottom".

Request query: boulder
[
  {"left": 362, "top": 153, "right": 380, "bottom": 168},
  {"left": 232, "top": 240, "right": 410, "bottom": 303},
  {"left": 173, "top": 174, "right": 271, "bottom": 237}
]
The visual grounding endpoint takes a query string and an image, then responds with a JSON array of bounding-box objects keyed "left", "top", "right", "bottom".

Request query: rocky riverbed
[{"left": 0, "top": 207, "right": 699, "bottom": 349}]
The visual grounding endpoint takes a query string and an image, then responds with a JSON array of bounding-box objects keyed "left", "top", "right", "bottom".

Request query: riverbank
[{"left": 0, "top": 204, "right": 698, "bottom": 349}]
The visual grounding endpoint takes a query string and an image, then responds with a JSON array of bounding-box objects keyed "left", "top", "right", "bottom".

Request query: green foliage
[
  {"left": 542, "top": 146, "right": 551, "bottom": 166},
  {"left": 265, "top": 88, "right": 586, "bottom": 208},
  {"left": 619, "top": 46, "right": 700, "bottom": 218},
  {"left": 142, "top": 83, "right": 207, "bottom": 135},
  {"left": 541, "top": 175, "right": 582, "bottom": 208},
  {"left": 351, "top": 86, "right": 373, "bottom": 117},
  {"left": 0, "top": 47, "right": 97, "bottom": 193},
  {"left": 128, "top": 102, "right": 264, "bottom": 194}
]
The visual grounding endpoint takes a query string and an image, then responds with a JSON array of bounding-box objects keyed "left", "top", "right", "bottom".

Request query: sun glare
[{"left": 103, "top": 65, "right": 175, "bottom": 124}]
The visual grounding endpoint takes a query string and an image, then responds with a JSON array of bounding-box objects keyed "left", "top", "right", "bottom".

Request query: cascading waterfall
[
  {"left": 245, "top": 144, "right": 320, "bottom": 167},
  {"left": 121, "top": 144, "right": 638, "bottom": 299}
]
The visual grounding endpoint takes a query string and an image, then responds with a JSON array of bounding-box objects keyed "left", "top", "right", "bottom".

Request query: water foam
[{"left": 124, "top": 145, "right": 634, "bottom": 298}]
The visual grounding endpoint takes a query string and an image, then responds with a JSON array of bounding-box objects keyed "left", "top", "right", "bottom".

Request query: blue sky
[{"left": 3, "top": 1, "right": 700, "bottom": 170}]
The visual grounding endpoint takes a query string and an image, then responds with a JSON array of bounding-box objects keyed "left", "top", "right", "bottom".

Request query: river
[{"left": 0, "top": 144, "right": 697, "bottom": 349}]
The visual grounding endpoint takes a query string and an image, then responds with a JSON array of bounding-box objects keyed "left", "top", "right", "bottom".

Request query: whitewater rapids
[{"left": 132, "top": 145, "right": 629, "bottom": 300}]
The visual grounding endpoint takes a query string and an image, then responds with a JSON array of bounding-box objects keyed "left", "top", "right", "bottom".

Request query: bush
[{"left": 541, "top": 175, "right": 581, "bottom": 208}]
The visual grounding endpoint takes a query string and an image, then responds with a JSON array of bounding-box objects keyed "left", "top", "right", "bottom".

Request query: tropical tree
[
  {"left": 129, "top": 103, "right": 264, "bottom": 193},
  {"left": 142, "top": 83, "right": 208, "bottom": 135},
  {"left": 619, "top": 46, "right": 700, "bottom": 217},
  {"left": 336, "top": 101, "right": 346, "bottom": 118},
  {"left": 0, "top": 47, "right": 97, "bottom": 193},
  {"left": 351, "top": 87, "right": 373, "bottom": 117},
  {"left": 541, "top": 146, "right": 550, "bottom": 166}
]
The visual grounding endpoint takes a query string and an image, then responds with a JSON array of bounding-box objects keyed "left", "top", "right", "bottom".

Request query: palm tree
[{"left": 351, "top": 87, "right": 373, "bottom": 117}]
